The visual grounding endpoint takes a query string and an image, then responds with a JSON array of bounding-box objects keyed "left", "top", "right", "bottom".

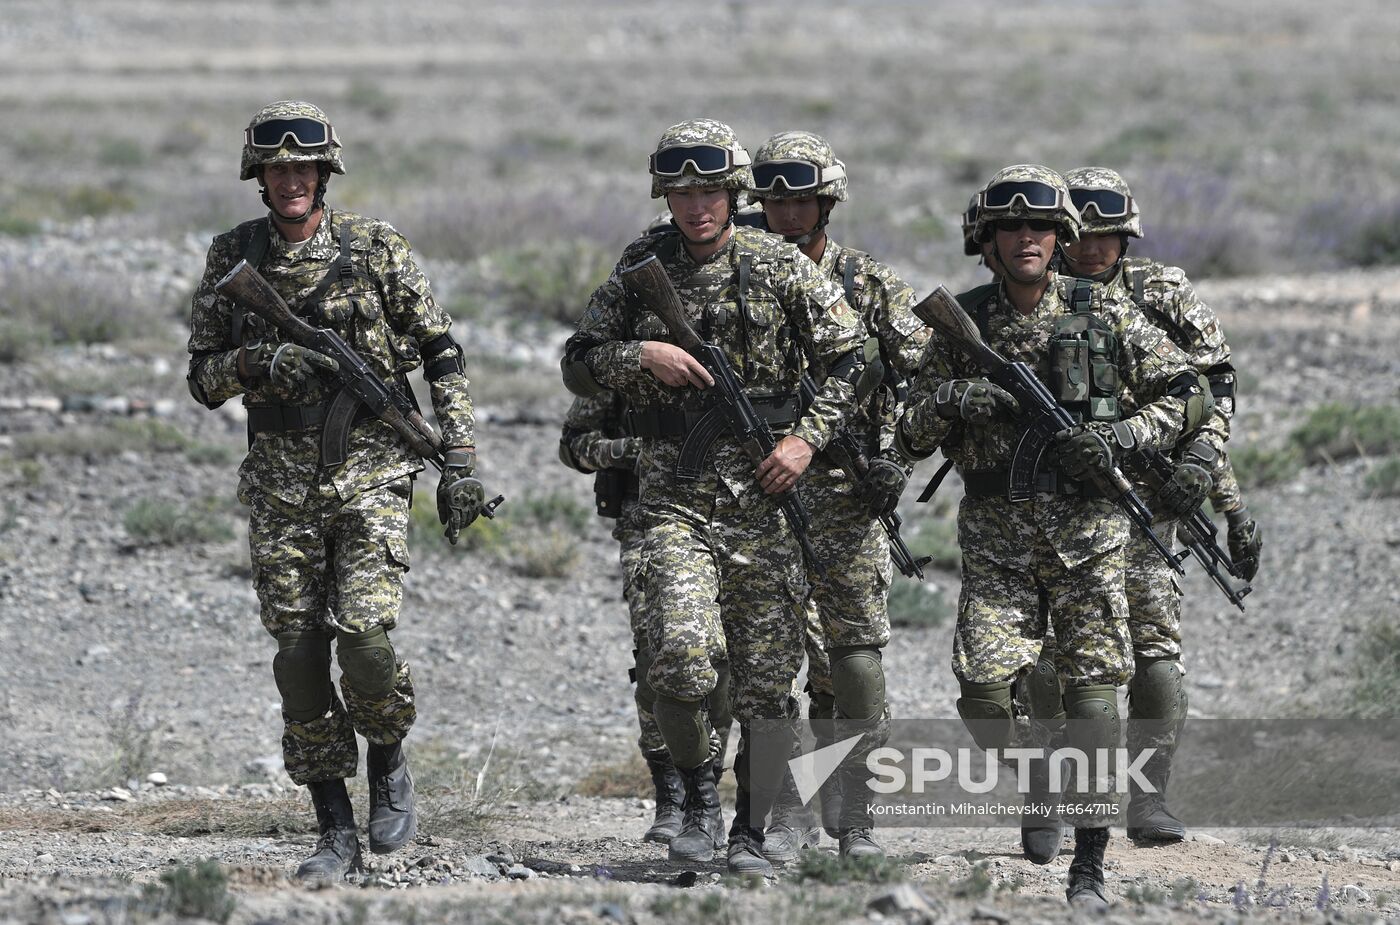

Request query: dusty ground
[{"left": 3, "top": 2, "right": 1400, "bottom": 923}]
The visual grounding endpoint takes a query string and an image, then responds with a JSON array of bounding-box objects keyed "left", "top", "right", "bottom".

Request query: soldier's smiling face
[
  {"left": 260, "top": 162, "right": 320, "bottom": 221},
  {"left": 1063, "top": 232, "right": 1124, "bottom": 278},
  {"left": 761, "top": 196, "right": 822, "bottom": 239},
  {"left": 666, "top": 187, "right": 731, "bottom": 244}
]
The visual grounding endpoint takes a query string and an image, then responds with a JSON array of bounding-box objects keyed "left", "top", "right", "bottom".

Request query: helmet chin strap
[
  {"left": 781, "top": 202, "right": 833, "bottom": 247},
  {"left": 260, "top": 166, "right": 329, "bottom": 226}
]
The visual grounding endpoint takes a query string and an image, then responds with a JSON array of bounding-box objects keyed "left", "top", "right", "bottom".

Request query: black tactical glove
[
  {"left": 1226, "top": 505, "right": 1261, "bottom": 581},
  {"left": 1055, "top": 424, "right": 1115, "bottom": 483},
  {"left": 856, "top": 457, "right": 908, "bottom": 519},
  {"left": 1156, "top": 461, "right": 1213, "bottom": 521},
  {"left": 934, "top": 379, "right": 1020, "bottom": 424},
  {"left": 243, "top": 342, "right": 339, "bottom": 393},
  {"left": 600, "top": 437, "right": 641, "bottom": 471},
  {"left": 437, "top": 448, "right": 486, "bottom": 545}
]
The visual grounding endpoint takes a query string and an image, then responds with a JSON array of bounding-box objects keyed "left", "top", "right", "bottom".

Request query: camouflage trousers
[
  {"left": 1125, "top": 519, "right": 1182, "bottom": 660},
  {"left": 640, "top": 475, "right": 806, "bottom": 726},
  {"left": 952, "top": 497, "right": 1133, "bottom": 688},
  {"left": 242, "top": 474, "right": 417, "bottom": 785},
  {"left": 616, "top": 516, "right": 666, "bottom": 754}
]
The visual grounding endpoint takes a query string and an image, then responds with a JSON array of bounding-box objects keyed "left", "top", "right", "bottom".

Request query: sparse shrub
[
  {"left": 1126, "top": 879, "right": 1167, "bottom": 904},
  {"left": 513, "top": 529, "right": 581, "bottom": 579},
  {"left": 1230, "top": 442, "right": 1303, "bottom": 490},
  {"left": 1343, "top": 197, "right": 1400, "bottom": 267},
  {"left": 1171, "top": 876, "right": 1205, "bottom": 905},
  {"left": 887, "top": 578, "right": 954, "bottom": 629},
  {"left": 1132, "top": 169, "right": 1264, "bottom": 278},
  {"left": 65, "top": 184, "right": 137, "bottom": 217},
  {"left": 12, "top": 418, "right": 225, "bottom": 464},
  {"left": 1364, "top": 457, "right": 1400, "bottom": 497},
  {"left": 489, "top": 240, "right": 615, "bottom": 325},
  {"left": 575, "top": 751, "right": 651, "bottom": 799},
  {"left": 951, "top": 859, "right": 993, "bottom": 897},
  {"left": 124, "top": 496, "right": 234, "bottom": 546},
  {"left": 1348, "top": 620, "right": 1400, "bottom": 718},
  {"left": 98, "top": 137, "right": 145, "bottom": 168},
  {"left": 795, "top": 849, "right": 904, "bottom": 884},
  {"left": 141, "top": 858, "right": 236, "bottom": 924},
  {"left": 512, "top": 490, "right": 592, "bottom": 535},
  {"left": 1289, "top": 403, "right": 1400, "bottom": 463},
  {"left": 411, "top": 739, "right": 554, "bottom": 839},
  {"left": 906, "top": 517, "right": 960, "bottom": 572},
  {"left": 1, "top": 265, "right": 159, "bottom": 347},
  {"left": 95, "top": 693, "right": 159, "bottom": 787},
  {"left": 345, "top": 77, "right": 398, "bottom": 121},
  {"left": 0, "top": 317, "right": 53, "bottom": 362}
]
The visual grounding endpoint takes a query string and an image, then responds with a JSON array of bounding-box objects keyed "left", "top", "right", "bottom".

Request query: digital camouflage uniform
[
  {"left": 566, "top": 224, "right": 861, "bottom": 734},
  {"left": 901, "top": 274, "right": 1194, "bottom": 688},
  {"left": 188, "top": 208, "right": 473, "bottom": 785},
  {"left": 559, "top": 390, "right": 663, "bottom": 753}
]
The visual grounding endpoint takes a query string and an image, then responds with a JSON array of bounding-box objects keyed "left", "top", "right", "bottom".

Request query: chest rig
[{"left": 1047, "top": 277, "right": 1121, "bottom": 424}]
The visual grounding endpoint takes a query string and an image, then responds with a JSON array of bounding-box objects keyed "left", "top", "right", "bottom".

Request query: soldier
[
  {"left": 562, "top": 119, "right": 864, "bottom": 877},
  {"left": 187, "top": 101, "right": 482, "bottom": 883},
  {"left": 894, "top": 165, "right": 1209, "bottom": 908},
  {"left": 1057, "top": 166, "right": 1261, "bottom": 842},
  {"left": 558, "top": 390, "right": 733, "bottom": 844},
  {"left": 747, "top": 131, "right": 928, "bottom": 862}
]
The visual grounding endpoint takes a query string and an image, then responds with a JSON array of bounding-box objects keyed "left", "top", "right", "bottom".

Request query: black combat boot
[
  {"left": 642, "top": 748, "right": 686, "bottom": 844},
  {"left": 296, "top": 779, "right": 363, "bottom": 884},
  {"left": 366, "top": 740, "right": 417, "bottom": 854},
  {"left": 762, "top": 767, "right": 820, "bottom": 863},
  {"left": 1065, "top": 827, "right": 1111, "bottom": 910},
  {"left": 727, "top": 783, "right": 775, "bottom": 878},
  {"left": 1021, "top": 755, "right": 1066, "bottom": 864},
  {"left": 1126, "top": 746, "right": 1186, "bottom": 842},
  {"left": 668, "top": 762, "right": 725, "bottom": 863}
]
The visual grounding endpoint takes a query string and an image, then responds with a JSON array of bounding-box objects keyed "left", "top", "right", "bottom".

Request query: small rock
[
  {"left": 595, "top": 902, "right": 628, "bottom": 922},
  {"left": 147, "top": 772, "right": 168, "bottom": 786},
  {"left": 867, "top": 883, "right": 945, "bottom": 921},
  {"left": 506, "top": 864, "right": 536, "bottom": 880},
  {"left": 459, "top": 855, "right": 501, "bottom": 879},
  {"left": 1191, "top": 833, "right": 1225, "bottom": 846},
  {"left": 1387, "top": 860, "right": 1400, "bottom": 873},
  {"left": 1340, "top": 884, "right": 1370, "bottom": 903},
  {"left": 1280, "top": 851, "right": 1296, "bottom": 863},
  {"left": 103, "top": 787, "right": 133, "bottom": 802},
  {"left": 971, "top": 907, "right": 1011, "bottom": 924},
  {"left": 60, "top": 913, "right": 93, "bottom": 925},
  {"left": 35, "top": 853, "right": 55, "bottom": 864}
]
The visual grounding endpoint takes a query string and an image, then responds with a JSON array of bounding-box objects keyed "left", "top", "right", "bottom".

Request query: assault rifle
[
  {"left": 798, "top": 373, "right": 931, "bottom": 580},
  {"left": 620, "top": 254, "right": 825, "bottom": 575},
  {"left": 1126, "top": 450, "right": 1252, "bottom": 611},
  {"left": 214, "top": 259, "right": 504, "bottom": 518},
  {"left": 910, "top": 286, "right": 1182, "bottom": 575}
]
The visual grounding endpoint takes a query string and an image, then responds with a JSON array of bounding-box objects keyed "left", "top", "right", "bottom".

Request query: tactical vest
[{"left": 1047, "top": 277, "right": 1121, "bottom": 423}]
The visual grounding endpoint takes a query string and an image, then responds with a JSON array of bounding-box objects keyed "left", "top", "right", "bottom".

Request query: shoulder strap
[
  {"left": 841, "top": 251, "right": 859, "bottom": 306},
  {"left": 231, "top": 222, "right": 271, "bottom": 345},
  {"left": 1128, "top": 264, "right": 1191, "bottom": 348}
]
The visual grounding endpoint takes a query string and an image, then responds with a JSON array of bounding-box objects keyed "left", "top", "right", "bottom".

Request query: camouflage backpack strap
[
  {"left": 230, "top": 221, "right": 272, "bottom": 346},
  {"left": 841, "top": 250, "right": 859, "bottom": 307}
]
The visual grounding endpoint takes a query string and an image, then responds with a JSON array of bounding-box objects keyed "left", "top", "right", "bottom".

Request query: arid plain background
[{"left": 2, "top": 1, "right": 1400, "bottom": 922}]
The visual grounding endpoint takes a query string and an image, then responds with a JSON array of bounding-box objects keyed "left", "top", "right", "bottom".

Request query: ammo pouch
[
  {"left": 961, "top": 467, "right": 1105, "bottom": 500},
  {"left": 1048, "top": 312, "right": 1121, "bottom": 423},
  {"left": 594, "top": 469, "right": 638, "bottom": 519}
]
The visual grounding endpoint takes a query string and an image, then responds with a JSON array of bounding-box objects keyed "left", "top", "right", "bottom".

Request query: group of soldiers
[
  {"left": 185, "top": 101, "right": 1262, "bottom": 910},
  {"left": 559, "top": 120, "right": 1262, "bottom": 908}
]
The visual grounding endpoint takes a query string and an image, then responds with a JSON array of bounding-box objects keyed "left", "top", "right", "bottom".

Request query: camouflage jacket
[
  {"left": 815, "top": 238, "right": 927, "bottom": 459},
  {"left": 1103, "top": 256, "right": 1240, "bottom": 510},
  {"left": 564, "top": 225, "right": 863, "bottom": 507},
  {"left": 559, "top": 391, "right": 642, "bottom": 474},
  {"left": 900, "top": 274, "right": 1198, "bottom": 560},
  {"left": 187, "top": 208, "right": 474, "bottom": 506}
]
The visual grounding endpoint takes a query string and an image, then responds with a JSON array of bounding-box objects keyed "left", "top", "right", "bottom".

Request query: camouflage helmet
[
  {"left": 1064, "top": 167, "right": 1142, "bottom": 238},
  {"left": 750, "top": 131, "right": 849, "bottom": 203},
  {"left": 240, "top": 100, "right": 345, "bottom": 182},
  {"left": 961, "top": 189, "right": 982, "bottom": 256},
  {"left": 649, "top": 119, "right": 753, "bottom": 199},
  {"left": 973, "top": 164, "right": 1081, "bottom": 245}
]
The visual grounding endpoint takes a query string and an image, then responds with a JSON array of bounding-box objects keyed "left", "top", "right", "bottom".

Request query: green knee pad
[
  {"left": 1022, "top": 646, "right": 1065, "bottom": 724},
  {"left": 956, "top": 680, "right": 1015, "bottom": 751},
  {"left": 336, "top": 626, "right": 398, "bottom": 701},
  {"left": 708, "top": 660, "right": 733, "bottom": 732},
  {"left": 633, "top": 645, "right": 657, "bottom": 719},
  {"left": 1062, "top": 683, "right": 1121, "bottom": 753},
  {"left": 830, "top": 645, "right": 886, "bottom": 722},
  {"left": 652, "top": 694, "right": 712, "bottom": 770},
  {"left": 1128, "top": 657, "right": 1187, "bottom": 724},
  {"left": 273, "top": 630, "right": 333, "bottom": 723}
]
